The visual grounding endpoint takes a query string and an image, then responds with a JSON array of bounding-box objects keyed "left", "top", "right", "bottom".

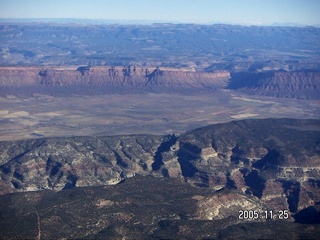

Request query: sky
[{"left": 0, "top": 0, "right": 319, "bottom": 26}]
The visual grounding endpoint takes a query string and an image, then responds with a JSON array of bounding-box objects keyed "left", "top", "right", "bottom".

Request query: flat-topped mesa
[
  {"left": 2, "top": 66, "right": 319, "bottom": 98},
  {"left": 0, "top": 66, "right": 230, "bottom": 88}
]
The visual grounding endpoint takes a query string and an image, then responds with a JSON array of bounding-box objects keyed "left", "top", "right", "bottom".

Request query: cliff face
[
  {"left": 1, "top": 66, "right": 319, "bottom": 99},
  {"left": 1, "top": 118, "right": 319, "bottom": 214},
  {"left": 228, "top": 70, "right": 320, "bottom": 99},
  {"left": 176, "top": 118, "right": 320, "bottom": 213},
  {"left": 0, "top": 66, "right": 230, "bottom": 88}
]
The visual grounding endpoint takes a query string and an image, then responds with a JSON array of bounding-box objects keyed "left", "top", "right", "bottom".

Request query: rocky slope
[
  {"left": 1, "top": 118, "right": 319, "bottom": 214},
  {"left": 1, "top": 118, "right": 320, "bottom": 238},
  {"left": 1, "top": 176, "right": 319, "bottom": 239},
  {"left": 228, "top": 70, "right": 320, "bottom": 99}
]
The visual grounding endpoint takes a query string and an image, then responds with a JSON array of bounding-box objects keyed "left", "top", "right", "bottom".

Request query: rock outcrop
[
  {"left": 1, "top": 118, "right": 319, "bottom": 215},
  {"left": 0, "top": 66, "right": 229, "bottom": 88},
  {"left": 1, "top": 66, "right": 319, "bottom": 99},
  {"left": 228, "top": 70, "right": 320, "bottom": 99},
  {"left": 2, "top": 176, "right": 319, "bottom": 239}
]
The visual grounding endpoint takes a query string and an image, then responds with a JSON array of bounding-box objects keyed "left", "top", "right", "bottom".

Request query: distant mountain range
[
  {"left": 1, "top": 22, "right": 319, "bottom": 70},
  {"left": 0, "top": 18, "right": 318, "bottom": 27}
]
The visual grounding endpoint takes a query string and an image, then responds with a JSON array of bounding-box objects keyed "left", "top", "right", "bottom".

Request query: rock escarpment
[
  {"left": 0, "top": 66, "right": 229, "bottom": 89},
  {"left": 176, "top": 118, "right": 320, "bottom": 214},
  {"left": 1, "top": 66, "right": 319, "bottom": 99},
  {"left": 228, "top": 70, "right": 320, "bottom": 99},
  {"left": 1, "top": 118, "right": 319, "bottom": 216}
]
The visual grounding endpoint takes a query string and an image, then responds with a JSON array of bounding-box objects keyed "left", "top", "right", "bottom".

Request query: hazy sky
[{"left": 0, "top": 0, "right": 319, "bottom": 25}]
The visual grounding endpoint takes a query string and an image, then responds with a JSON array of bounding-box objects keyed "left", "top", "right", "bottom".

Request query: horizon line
[{"left": 0, "top": 17, "right": 319, "bottom": 28}]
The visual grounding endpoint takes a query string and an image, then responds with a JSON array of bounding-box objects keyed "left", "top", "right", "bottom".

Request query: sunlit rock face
[
  {"left": 1, "top": 66, "right": 320, "bottom": 99},
  {"left": 0, "top": 66, "right": 229, "bottom": 88}
]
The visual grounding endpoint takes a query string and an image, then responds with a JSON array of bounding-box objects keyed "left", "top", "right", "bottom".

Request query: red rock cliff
[{"left": 0, "top": 66, "right": 230, "bottom": 88}]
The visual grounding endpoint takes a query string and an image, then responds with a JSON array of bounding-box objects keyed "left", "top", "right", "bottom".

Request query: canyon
[
  {"left": 0, "top": 118, "right": 320, "bottom": 238},
  {"left": 1, "top": 22, "right": 320, "bottom": 239}
]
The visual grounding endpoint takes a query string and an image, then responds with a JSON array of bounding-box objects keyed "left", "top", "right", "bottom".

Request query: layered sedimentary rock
[
  {"left": 1, "top": 118, "right": 319, "bottom": 215},
  {"left": 228, "top": 70, "right": 320, "bottom": 99},
  {"left": 1, "top": 66, "right": 319, "bottom": 99},
  {"left": 0, "top": 66, "right": 229, "bottom": 88}
]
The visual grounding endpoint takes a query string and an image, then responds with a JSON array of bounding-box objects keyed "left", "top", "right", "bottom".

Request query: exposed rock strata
[
  {"left": 1, "top": 66, "right": 319, "bottom": 99},
  {"left": 228, "top": 70, "right": 320, "bottom": 99},
  {"left": 0, "top": 66, "right": 229, "bottom": 88},
  {"left": 0, "top": 118, "right": 319, "bottom": 216}
]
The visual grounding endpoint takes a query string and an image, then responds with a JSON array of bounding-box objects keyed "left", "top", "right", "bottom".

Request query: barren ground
[{"left": 0, "top": 90, "right": 318, "bottom": 141}]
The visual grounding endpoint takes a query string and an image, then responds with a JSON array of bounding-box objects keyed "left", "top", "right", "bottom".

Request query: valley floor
[{"left": 0, "top": 90, "right": 318, "bottom": 141}]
